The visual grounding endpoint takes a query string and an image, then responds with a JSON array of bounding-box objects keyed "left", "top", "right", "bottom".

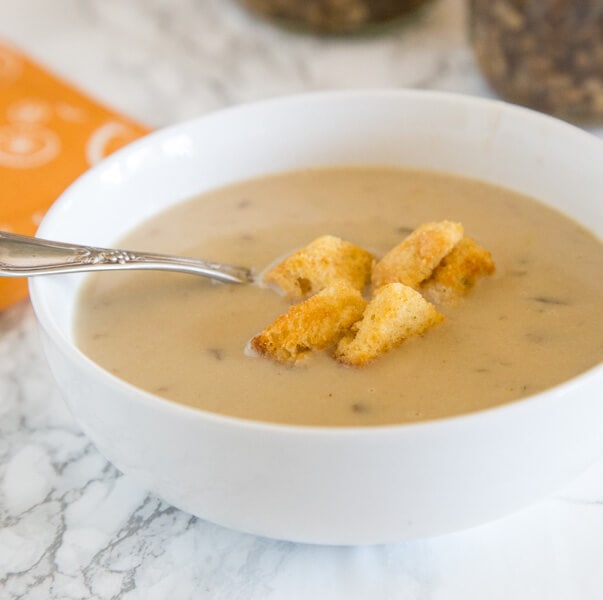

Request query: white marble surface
[{"left": 1, "top": 0, "right": 603, "bottom": 598}]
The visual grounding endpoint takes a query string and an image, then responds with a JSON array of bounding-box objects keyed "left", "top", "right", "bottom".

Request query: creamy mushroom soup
[{"left": 75, "top": 167, "right": 603, "bottom": 426}]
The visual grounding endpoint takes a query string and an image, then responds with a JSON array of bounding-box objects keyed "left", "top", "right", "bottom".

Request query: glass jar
[
  {"left": 470, "top": 0, "right": 603, "bottom": 122},
  {"left": 238, "top": 0, "right": 432, "bottom": 34}
]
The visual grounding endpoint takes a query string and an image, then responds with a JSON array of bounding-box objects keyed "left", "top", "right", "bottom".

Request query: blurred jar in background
[
  {"left": 470, "top": 0, "right": 603, "bottom": 122},
  {"left": 239, "top": 0, "right": 432, "bottom": 34}
]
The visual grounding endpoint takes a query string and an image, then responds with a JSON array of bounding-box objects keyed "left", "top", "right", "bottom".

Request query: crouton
[
  {"left": 250, "top": 281, "right": 367, "bottom": 364},
  {"left": 335, "top": 283, "right": 444, "bottom": 367},
  {"left": 421, "top": 237, "right": 495, "bottom": 304},
  {"left": 371, "top": 221, "right": 463, "bottom": 289},
  {"left": 263, "top": 235, "right": 373, "bottom": 300}
]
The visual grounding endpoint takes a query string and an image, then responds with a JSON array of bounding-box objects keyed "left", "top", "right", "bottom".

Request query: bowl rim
[{"left": 29, "top": 88, "right": 603, "bottom": 437}]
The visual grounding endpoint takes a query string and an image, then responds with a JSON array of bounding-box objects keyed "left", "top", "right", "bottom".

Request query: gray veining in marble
[{"left": 1, "top": 0, "right": 603, "bottom": 598}]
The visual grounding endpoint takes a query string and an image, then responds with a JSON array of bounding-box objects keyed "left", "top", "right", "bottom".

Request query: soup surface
[{"left": 75, "top": 167, "right": 603, "bottom": 426}]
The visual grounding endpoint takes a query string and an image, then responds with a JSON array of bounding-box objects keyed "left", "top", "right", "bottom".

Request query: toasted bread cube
[
  {"left": 421, "top": 237, "right": 495, "bottom": 304},
  {"left": 371, "top": 221, "right": 463, "bottom": 289},
  {"left": 250, "top": 281, "right": 367, "bottom": 364},
  {"left": 336, "top": 283, "right": 444, "bottom": 367},
  {"left": 263, "top": 235, "right": 373, "bottom": 300}
]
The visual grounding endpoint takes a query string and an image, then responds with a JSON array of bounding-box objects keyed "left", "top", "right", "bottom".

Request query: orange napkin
[{"left": 0, "top": 41, "right": 150, "bottom": 311}]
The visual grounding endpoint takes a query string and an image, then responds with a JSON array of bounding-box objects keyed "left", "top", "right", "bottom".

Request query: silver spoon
[{"left": 0, "top": 230, "right": 253, "bottom": 284}]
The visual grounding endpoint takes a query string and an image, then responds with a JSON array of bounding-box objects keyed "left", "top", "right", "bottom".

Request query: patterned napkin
[{"left": 0, "top": 41, "right": 149, "bottom": 311}]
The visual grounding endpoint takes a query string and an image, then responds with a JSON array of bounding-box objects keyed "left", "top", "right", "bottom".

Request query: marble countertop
[{"left": 1, "top": 1, "right": 602, "bottom": 598}]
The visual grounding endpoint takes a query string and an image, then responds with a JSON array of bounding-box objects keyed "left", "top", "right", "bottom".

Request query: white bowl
[{"left": 30, "top": 91, "right": 603, "bottom": 545}]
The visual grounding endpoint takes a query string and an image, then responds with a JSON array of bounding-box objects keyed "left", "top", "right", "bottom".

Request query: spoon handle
[{"left": 0, "top": 231, "right": 252, "bottom": 284}]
